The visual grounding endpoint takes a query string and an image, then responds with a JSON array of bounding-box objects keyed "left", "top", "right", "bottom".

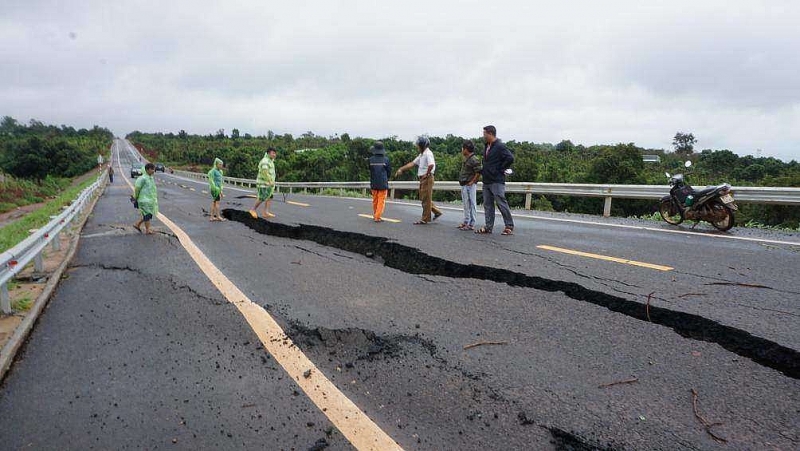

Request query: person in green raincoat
[
  {"left": 208, "top": 158, "right": 226, "bottom": 222},
  {"left": 133, "top": 163, "right": 158, "bottom": 234},
  {"left": 249, "top": 147, "right": 277, "bottom": 219}
]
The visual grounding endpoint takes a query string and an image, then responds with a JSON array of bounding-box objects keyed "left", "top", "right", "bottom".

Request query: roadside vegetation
[
  {"left": 0, "top": 177, "right": 96, "bottom": 252},
  {"left": 0, "top": 116, "right": 113, "bottom": 180},
  {"left": 0, "top": 116, "right": 112, "bottom": 214},
  {"left": 0, "top": 176, "right": 71, "bottom": 214}
]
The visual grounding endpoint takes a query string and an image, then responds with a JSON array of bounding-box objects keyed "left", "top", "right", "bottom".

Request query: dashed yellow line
[
  {"left": 357, "top": 214, "right": 401, "bottom": 223},
  {"left": 286, "top": 200, "right": 310, "bottom": 207},
  {"left": 116, "top": 146, "right": 402, "bottom": 451},
  {"left": 537, "top": 245, "right": 673, "bottom": 271}
]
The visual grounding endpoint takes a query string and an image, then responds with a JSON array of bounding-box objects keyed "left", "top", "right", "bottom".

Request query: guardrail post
[
  {"left": 52, "top": 232, "right": 61, "bottom": 251},
  {"left": 34, "top": 252, "right": 44, "bottom": 273},
  {"left": 390, "top": 188, "right": 396, "bottom": 199},
  {"left": 603, "top": 196, "right": 612, "bottom": 217},
  {"left": 1, "top": 283, "right": 10, "bottom": 314},
  {"left": 525, "top": 193, "right": 532, "bottom": 210}
]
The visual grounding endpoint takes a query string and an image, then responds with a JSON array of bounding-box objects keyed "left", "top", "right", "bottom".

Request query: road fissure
[{"left": 224, "top": 208, "right": 800, "bottom": 380}]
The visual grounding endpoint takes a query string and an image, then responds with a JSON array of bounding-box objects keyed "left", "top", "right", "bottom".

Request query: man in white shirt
[{"left": 395, "top": 136, "right": 443, "bottom": 224}]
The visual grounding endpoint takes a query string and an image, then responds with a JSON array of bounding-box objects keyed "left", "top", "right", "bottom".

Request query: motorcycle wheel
[
  {"left": 710, "top": 203, "right": 735, "bottom": 231},
  {"left": 659, "top": 199, "right": 683, "bottom": 225}
]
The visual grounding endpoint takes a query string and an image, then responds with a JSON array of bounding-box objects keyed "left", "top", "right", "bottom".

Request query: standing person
[
  {"left": 208, "top": 158, "right": 226, "bottom": 222},
  {"left": 108, "top": 164, "right": 114, "bottom": 184},
  {"left": 395, "top": 136, "right": 443, "bottom": 224},
  {"left": 457, "top": 140, "right": 481, "bottom": 231},
  {"left": 133, "top": 163, "right": 158, "bottom": 235},
  {"left": 475, "top": 125, "right": 515, "bottom": 235},
  {"left": 249, "top": 147, "right": 277, "bottom": 219},
  {"left": 368, "top": 141, "right": 391, "bottom": 222}
]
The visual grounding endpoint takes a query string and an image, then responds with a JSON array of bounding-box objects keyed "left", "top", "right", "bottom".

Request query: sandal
[
  {"left": 460, "top": 225, "right": 474, "bottom": 231},
  {"left": 413, "top": 220, "right": 428, "bottom": 225},
  {"left": 501, "top": 227, "right": 514, "bottom": 236},
  {"left": 432, "top": 212, "right": 443, "bottom": 221},
  {"left": 133, "top": 224, "right": 142, "bottom": 233},
  {"left": 474, "top": 226, "right": 491, "bottom": 234},
  {"left": 456, "top": 223, "right": 467, "bottom": 229}
]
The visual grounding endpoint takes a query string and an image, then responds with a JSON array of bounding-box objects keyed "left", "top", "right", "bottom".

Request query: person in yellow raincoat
[
  {"left": 133, "top": 163, "right": 158, "bottom": 234},
  {"left": 249, "top": 148, "right": 277, "bottom": 219},
  {"left": 208, "top": 158, "right": 226, "bottom": 222}
]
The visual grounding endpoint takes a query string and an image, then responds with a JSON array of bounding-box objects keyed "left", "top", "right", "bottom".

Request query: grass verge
[
  {"left": 0, "top": 176, "right": 71, "bottom": 214},
  {"left": 0, "top": 176, "right": 97, "bottom": 252}
]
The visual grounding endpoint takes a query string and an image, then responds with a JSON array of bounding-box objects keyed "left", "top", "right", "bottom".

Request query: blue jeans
[
  {"left": 461, "top": 184, "right": 477, "bottom": 226},
  {"left": 482, "top": 182, "right": 514, "bottom": 231}
]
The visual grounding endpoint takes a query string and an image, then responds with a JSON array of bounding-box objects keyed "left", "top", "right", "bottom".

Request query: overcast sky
[{"left": 2, "top": 1, "right": 799, "bottom": 161}]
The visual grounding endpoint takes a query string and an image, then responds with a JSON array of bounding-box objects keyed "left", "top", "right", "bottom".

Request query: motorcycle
[{"left": 658, "top": 161, "right": 738, "bottom": 231}]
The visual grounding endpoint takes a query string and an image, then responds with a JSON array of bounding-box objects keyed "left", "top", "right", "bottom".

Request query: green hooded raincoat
[{"left": 134, "top": 172, "right": 158, "bottom": 218}]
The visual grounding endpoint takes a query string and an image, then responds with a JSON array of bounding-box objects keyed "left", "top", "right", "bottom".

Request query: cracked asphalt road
[{"left": 0, "top": 139, "right": 797, "bottom": 450}]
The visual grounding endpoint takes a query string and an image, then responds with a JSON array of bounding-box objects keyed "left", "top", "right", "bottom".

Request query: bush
[{"left": 532, "top": 195, "right": 555, "bottom": 211}]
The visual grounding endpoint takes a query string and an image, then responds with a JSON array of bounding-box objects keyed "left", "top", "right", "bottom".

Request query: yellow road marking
[
  {"left": 357, "top": 214, "right": 401, "bottom": 223},
  {"left": 286, "top": 200, "right": 310, "bottom": 207},
  {"left": 537, "top": 245, "right": 673, "bottom": 271},
  {"left": 117, "top": 145, "right": 402, "bottom": 450}
]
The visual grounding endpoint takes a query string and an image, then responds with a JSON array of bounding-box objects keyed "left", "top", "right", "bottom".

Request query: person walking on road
[
  {"left": 249, "top": 148, "right": 277, "bottom": 219},
  {"left": 457, "top": 140, "right": 481, "bottom": 231},
  {"left": 475, "top": 125, "right": 515, "bottom": 235},
  {"left": 208, "top": 158, "right": 226, "bottom": 222},
  {"left": 395, "top": 136, "right": 442, "bottom": 225},
  {"left": 108, "top": 164, "right": 114, "bottom": 184},
  {"left": 368, "top": 141, "right": 391, "bottom": 222},
  {"left": 133, "top": 163, "right": 158, "bottom": 235}
]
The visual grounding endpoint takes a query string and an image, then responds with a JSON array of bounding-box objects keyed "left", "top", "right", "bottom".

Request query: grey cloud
[{"left": 1, "top": 0, "right": 798, "bottom": 161}]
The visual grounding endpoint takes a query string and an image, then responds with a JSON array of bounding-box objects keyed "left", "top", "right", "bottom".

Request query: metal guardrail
[
  {"left": 171, "top": 170, "right": 800, "bottom": 216},
  {"left": 0, "top": 171, "right": 107, "bottom": 313}
]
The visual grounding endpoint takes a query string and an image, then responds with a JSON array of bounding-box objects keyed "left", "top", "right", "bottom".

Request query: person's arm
[
  {"left": 395, "top": 161, "right": 416, "bottom": 177},
  {"left": 385, "top": 158, "right": 392, "bottom": 180},
  {"left": 466, "top": 157, "right": 481, "bottom": 185},
  {"left": 502, "top": 146, "right": 515, "bottom": 170},
  {"left": 208, "top": 169, "right": 218, "bottom": 191},
  {"left": 134, "top": 177, "right": 142, "bottom": 200},
  {"left": 424, "top": 164, "right": 434, "bottom": 178}
]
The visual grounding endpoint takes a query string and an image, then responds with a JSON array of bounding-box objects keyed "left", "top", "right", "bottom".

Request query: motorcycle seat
[{"left": 694, "top": 185, "right": 725, "bottom": 197}]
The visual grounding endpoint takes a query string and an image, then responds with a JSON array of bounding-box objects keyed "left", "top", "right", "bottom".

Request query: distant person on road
[
  {"left": 208, "top": 158, "right": 226, "bottom": 222},
  {"left": 249, "top": 148, "right": 277, "bottom": 219},
  {"left": 133, "top": 163, "right": 158, "bottom": 235},
  {"left": 368, "top": 141, "right": 391, "bottom": 222},
  {"left": 457, "top": 140, "right": 481, "bottom": 231},
  {"left": 108, "top": 164, "right": 114, "bottom": 184},
  {"left": 395, "top": 136, "right": 442, "bottom": 225},
  {"left": 475, "top": 125, "right": 515, "bottom": 235}
]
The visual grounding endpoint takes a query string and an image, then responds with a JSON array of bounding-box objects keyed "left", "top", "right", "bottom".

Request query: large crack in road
[{"left": 223, "top": 209, "right": 800, "bottom": 380}]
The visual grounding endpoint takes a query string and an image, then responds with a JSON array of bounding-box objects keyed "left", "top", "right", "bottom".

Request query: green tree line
[
  {"left": 0, "top": 116, "right": 114, "bottom": 180},
  {"left": 125, "top": 129, "right": 800, "bottom": 228}
]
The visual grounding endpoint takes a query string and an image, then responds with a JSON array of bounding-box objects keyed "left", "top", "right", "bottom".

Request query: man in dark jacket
[
  {"left": 476, "top": 125, "right": 515, "bottom": 235},
  {"left": 368, "top": 141, "right": 391, "bottom": 222}
]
